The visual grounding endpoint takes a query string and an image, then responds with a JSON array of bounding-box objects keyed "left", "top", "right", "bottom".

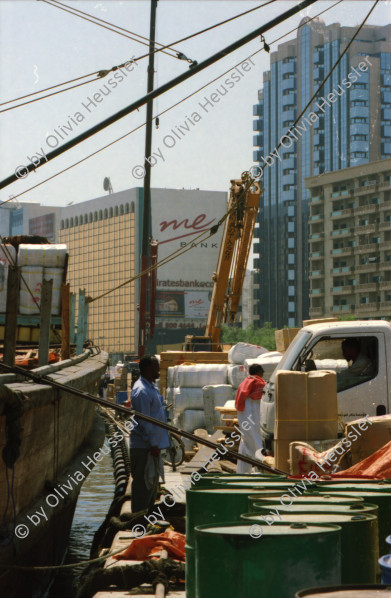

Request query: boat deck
[{"left": 93, "top": 465, "right": 187, "bottom": 598}]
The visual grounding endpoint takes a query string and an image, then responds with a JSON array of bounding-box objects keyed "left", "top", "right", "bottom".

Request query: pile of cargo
[{"left": 0, "top": 243, "right": 67, "bottom": 315}]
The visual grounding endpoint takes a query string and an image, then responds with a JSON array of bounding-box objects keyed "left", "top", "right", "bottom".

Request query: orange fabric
[
  {"left": 113, "top": 529, "right": 186, "bottom": 562},
  {"left": 333, "top": 440, "right": 391, "bottom": 478},
  {"left": 235, "top": 375, "right": 266, "bottom": 412}
]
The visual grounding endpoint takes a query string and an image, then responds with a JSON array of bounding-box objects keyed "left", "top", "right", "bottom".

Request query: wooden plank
[
  {"left": 4, "top": 266, "right": 20, "bottom": 366},
  {"left": 38, "top": 278, "right": 53, "bottom": 367},
  {"left": 61, "top": 283, "right": 70, "bottom": 360}
]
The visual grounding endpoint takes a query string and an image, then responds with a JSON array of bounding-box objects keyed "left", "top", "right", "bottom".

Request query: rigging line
[
  {"left": 0, "top": 0, "right": 318, "bottom": 191},
  {"left": 0, "top": 0, "right": 340, "bottom": 207},
  {"left": 136, "top": 0, "right": 278, "bottom": 63},
  {"left": 41, "top": 0, "right": 178, "bottom": 59},
  {"left": 0, "top": 0, "right": 276, "bottom": 111},
  {"left": 0, "top": 71, "right": 100, "bottom": 107},
  {"left": 0, "top": 77, "right": 101, "bottom": 114},
  {"left": 47, "top": 0, "right": 181, "bottom": 56}
]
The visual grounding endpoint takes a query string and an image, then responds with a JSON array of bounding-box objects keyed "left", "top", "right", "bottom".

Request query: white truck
[{"left": 260, "top": 320, "right": 390, "bottom": 448}]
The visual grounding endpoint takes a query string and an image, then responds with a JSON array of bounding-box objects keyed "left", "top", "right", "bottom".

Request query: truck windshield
[{"left": 269, "top": 329, "right": 312, "bottom": 382}]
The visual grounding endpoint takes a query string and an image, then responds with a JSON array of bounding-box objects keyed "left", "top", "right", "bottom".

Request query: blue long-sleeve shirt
[{"left": 129, "top": 377, "right": 170, "bottom": 449}]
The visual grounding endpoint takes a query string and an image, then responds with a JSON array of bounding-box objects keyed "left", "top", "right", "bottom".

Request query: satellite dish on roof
[{"left": 103, "top": 177, "right": 113, "bottom": 194}]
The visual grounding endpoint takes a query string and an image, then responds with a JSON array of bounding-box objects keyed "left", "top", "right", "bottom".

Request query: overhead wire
[
  {"left": 41, "top": 0, "right": 179, "bottom": 58},
  {"left": 0, "top": 0, "right": 341, "bottom": 207},
  {"left": 0, "top": 0, "right": 276, "bottom": 113},
  {"left": 0, "top": 0, "right": 319, "bottom": 191}
]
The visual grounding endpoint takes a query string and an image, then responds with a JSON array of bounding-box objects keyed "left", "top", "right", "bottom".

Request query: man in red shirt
[{"left": 235, "top": 364, "right": 266, "bottom": 473}]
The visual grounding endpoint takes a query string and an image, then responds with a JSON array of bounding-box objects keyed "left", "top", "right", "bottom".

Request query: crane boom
[{"left": 185, "top": 174, "right": 261, "bottom": 351}]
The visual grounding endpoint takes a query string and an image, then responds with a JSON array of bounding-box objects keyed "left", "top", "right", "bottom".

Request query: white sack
[
  {"left": 202, "top": 384, "right": 234, "bottom": 433},
  {"left": 228, "top": 342, "right": 268, "bottom": 365},
  {"left": 167, "top": 366, "right": 177, "bottom": 387},
  {"left": 227, "top": 364, "right": 247, "bottom": 388},
  {"left": 19, "top": 266, "right": 43, "bottom": 314},
  {"left": 173, "top": 387, "right": 204, "bottom": 414},
  {"left": 18, "top": 244, "right": 68, "bottom": 268},
  {"left": 245, "top": 355, "right": 282, "bottom": 381},
  {"left": 176, "top": 363, "right": 227, "bottom": 388}
]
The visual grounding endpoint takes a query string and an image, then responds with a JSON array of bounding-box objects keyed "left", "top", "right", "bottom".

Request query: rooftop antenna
[{"left": 103, "top": 177, "right": 113, "bottom": 194}]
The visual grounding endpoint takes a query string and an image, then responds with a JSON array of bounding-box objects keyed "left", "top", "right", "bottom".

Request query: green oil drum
[
  {"left": 295, "top": 584, "right": 391, "bottom": 597},
  {"left": 191, "top": 474, "right": 285, "bottom": 489},
  {"left": 315, "top": 490, "right": 391, "bottom": 555},
  {"left": 212, "top": 479, "right": 295, "bottom": 489},
  {"left": 251, "top": 502, "right": 379, "bottom": 518},
  {"left": 195, "top": 522, "right": 341, "bottom": 598},
  {"left": 185, "top": 545, "right": 195, "bottom": 598},
  {"left": 313, "top": 482, "right": 391, "bottom": 492},
  {"left": 248, "top": 492, "right": 364, "bottom": 511},
  {"left": 241, "top": 512, "right": 378, "bottom": 584},
  {"left": 186, "top": 487, "right": 267, "bottom": 547}
]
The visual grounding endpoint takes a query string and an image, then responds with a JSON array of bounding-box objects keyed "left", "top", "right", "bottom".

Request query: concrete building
[
  {"left": 59, "top": 187, "right": 227, "bottom": 356},
  {"left": 0, "top": 201, "right": 61, "bottom": 241},
  {"left": 252, "top": 19, "right": 391, "bottom": 328},
  {"left": 241, "top": 269, "right": 261, "bottom": 329},
  {"left": 306, "top": 157, "right": 391, "bottom": 319}
]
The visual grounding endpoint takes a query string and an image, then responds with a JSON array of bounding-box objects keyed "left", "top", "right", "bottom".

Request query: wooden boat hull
[{"left": 0, "top": 349, "right": 108, "bottom": 597}]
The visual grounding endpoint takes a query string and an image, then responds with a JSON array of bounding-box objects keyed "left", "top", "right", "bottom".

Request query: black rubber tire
[{"left": 161, "top": 434, "right": 185, "bottom": 468}]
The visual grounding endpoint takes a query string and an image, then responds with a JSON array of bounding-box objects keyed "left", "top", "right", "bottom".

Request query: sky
[{"left": 0, "top": 0, "right": 389, "bottom": 209}]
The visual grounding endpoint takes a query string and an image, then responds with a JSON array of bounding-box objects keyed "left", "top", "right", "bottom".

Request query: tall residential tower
[{"left": 253, "top": 18, "right": 391, "bottom": 327}]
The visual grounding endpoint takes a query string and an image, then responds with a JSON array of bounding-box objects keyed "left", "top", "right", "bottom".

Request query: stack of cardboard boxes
[{"left": 274, "top": 370, "right": 339, "bottom": 472}]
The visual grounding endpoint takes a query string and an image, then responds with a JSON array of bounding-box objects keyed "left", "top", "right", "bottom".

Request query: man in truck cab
[{"left": 337, "top": 337, "right": 376, "bottom": 391}]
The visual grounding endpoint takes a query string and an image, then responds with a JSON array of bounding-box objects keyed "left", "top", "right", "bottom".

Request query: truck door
[{"left": 300, "top": 333, "right": 387, "bottom": 421}]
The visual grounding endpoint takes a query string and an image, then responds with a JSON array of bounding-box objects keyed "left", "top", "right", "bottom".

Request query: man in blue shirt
[{"left": 129, "top": 355, "right": 170, "bottom": 513}]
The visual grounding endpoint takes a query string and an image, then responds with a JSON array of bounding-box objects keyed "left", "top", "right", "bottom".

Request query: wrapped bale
[
  {"left": 202, "top": 384, "right": 234, "bottom": 433},
  {"left": 172, "top": 387, "right": 204, "bottom": 414},
  {"left": 228, "top": 342, "right": 268, "bottom": 364},
  {"left": 167, "top": 366, "right": 177, "bottom": 388},
  {"left": 176, "top": 363, "right": 228, "bottom": 388},
  {"left": 289, "top": 439, "right": 344, "bottom": 476},
  {"left": 245, "top": 355, "right": 282, "bottom": 381},
  {"left": 19, "top": 266, "right": 43, "bottom": 314},
  {"left": 18, "top": 243, "right": 67, "bottom": 267},
  {"left": 227, "top": 364, "right": 247, "bottom": 388},
  {"left": 0, "top": 244, "right": 17, "bottom": 312}
]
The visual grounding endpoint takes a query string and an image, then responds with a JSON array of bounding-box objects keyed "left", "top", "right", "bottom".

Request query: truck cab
[{"left": 260, "top": 321, "right": 390, "bottom": 447}]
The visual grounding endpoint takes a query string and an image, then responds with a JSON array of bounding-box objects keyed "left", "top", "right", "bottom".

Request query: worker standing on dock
[
  {"left": 129, "top": 355, "right": 170, "bottom": 513},
  {"left": 235, "top": 364, "right": 266, "bottom": 473}
]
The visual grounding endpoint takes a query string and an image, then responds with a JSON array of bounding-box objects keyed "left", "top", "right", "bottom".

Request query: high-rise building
[
  {"left": 306, "top": 157, "right": 391, "bottom": 319},
  {"left": 253, "top": 18, "right": 391, "bottom": 328}
]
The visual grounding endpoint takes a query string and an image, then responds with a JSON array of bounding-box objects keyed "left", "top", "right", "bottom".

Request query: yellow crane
[{"left": 185, "top": 173, "right": 261, "bottom": 351}]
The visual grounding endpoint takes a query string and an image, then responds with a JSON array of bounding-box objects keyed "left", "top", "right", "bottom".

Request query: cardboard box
[
  {"left": 275, "top": 370, "right": 338, "bottom": 441},
  {"left": 275, "top": 328, "right": 300, "bottom": 353},
  {"left": 274, "top": 438, "right": 291, "bottom": 473}
]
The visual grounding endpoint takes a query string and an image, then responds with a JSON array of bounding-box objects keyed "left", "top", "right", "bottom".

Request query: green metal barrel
[
  {"left": 248, "top": 492, "right": 364, "bottom": 511},
  {"left": 185, "top": 545, "right": 195, "bottom": 598},
  {"left": 295, "top": 585, "right": 391, "bottom": 597},
  {"left": 241, "top": 512, "right": 378, "bottom": 584},
  {"left": 315, "top": 490, "right": 391, "bottom": 555},
  {"left": 314, "top": 482, "right": 391, "bottom": 492},
  {"left": 191, "top": 474, "right": 285, "bottom": 490},
  {"left": 186, "top": 487, "right": 267, "bottom": 547},
  {"left": 251, "top": 502, "right": 379, "bottom": 518},
  {"left": 195, "top": 522, "right": 341, "bottom": 598},
  {"left": 212, "top": 479, "right": 295, "bottom": 489}
]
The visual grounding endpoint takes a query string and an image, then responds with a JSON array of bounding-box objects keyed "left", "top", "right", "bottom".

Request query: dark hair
[
  {"left": 249, "top": 364, "right": 264, "bottom": 376},
  {"left": 139, "top": 355, "right": 159, "bottom": 374},
  {"left": 342, "top": 338, "right": 360, "bottom": 351}
]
